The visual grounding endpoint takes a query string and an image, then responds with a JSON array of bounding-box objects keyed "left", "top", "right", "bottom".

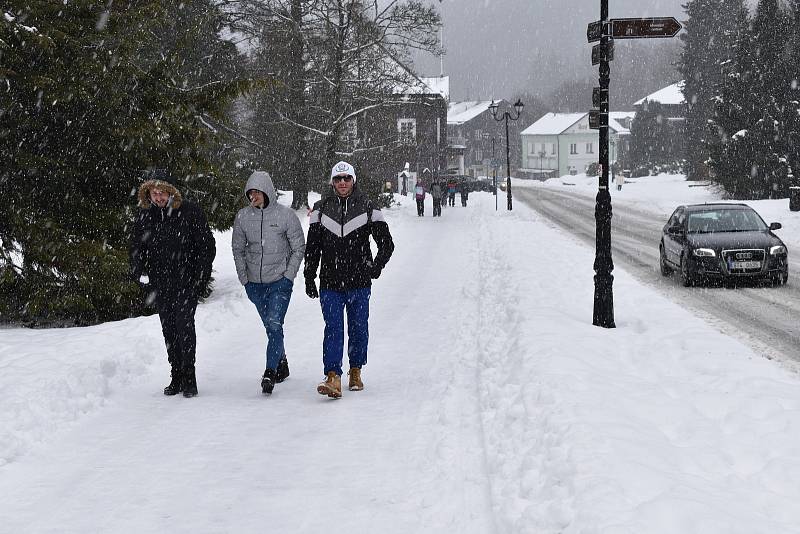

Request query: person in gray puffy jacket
[{"left": 232, "top": 171, "right": 306, "bottom": 395}]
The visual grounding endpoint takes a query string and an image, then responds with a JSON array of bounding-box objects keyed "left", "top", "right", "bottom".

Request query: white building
[{"left": 520, "top": 111, "right": 634, "bottom": 179}]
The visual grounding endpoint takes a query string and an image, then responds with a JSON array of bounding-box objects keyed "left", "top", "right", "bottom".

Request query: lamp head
[
  {"left": 514, "top": 99, "right": 524, "bottom": 116},
  {"left": 489, "top": 100, "right": 499, "bottom": 119}
]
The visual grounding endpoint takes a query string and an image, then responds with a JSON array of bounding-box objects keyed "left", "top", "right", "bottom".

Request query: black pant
[
  {"left": 433, "top": 198, "right": 442, "bottom": 216},
  {"left": 156, "top": 287, "right": 199, "bottom": 370},
  {"left": 448, "top": 193, "right": 455, "bottom": 206},
  {"left": 416, "top": 198, "right": 424, "bottom": 216}
]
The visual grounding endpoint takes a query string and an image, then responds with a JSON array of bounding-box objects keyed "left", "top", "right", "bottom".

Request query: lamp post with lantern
[{"left": 489, "top": 99, "right": 524, "bottom": 211}]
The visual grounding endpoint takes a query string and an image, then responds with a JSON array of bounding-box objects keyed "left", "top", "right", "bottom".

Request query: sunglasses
[{"left": 332, "top": 175, "right": 353, "bottom": 183}]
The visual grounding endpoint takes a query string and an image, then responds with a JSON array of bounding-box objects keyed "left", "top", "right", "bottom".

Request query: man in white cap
[{"left": 304, "top": 161, "right": 394, "bottom": 398}]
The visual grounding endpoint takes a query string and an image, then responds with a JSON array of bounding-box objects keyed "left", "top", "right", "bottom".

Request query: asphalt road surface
[{"left": 516, "top": 187, "right": 800, "bottom": 364}]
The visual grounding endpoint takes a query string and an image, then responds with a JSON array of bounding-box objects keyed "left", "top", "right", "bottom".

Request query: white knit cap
[{"left": 330, "top": 161, "right": 356, "bottom": 184}]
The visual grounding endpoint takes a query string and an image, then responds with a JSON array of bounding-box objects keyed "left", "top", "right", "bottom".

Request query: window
[
  {"left": 474, "top": 149, "right": 483, "bottom": 163},
  {"left": 398, "top": 118, "right": 416, "bottom": 144},
  {"left": 586, "top": 142, "right": 594, "bottom": 154},
  {"left": 570, "top": 143, "right": 578, "bottom": 155},
  {"left": 551, "top": 143, "right": 556, "bottom": 155},
  {"left": 474, "top": 129, "right": 483, "bottom": 140}
]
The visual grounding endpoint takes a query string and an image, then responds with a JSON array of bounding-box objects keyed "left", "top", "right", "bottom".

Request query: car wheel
[
  {"left": 680, "top": 253, "right": 694, "bottom": 287},
  {"left": 659, "top": 245, "right": 672, "bottom": 276}
]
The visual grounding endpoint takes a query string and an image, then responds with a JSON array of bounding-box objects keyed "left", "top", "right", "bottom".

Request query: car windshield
[{"left": 687, "top": 209, "right": 767, "bottom": 233}]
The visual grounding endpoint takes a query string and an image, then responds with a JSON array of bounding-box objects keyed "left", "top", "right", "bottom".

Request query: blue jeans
[
  {"left": 245, "top": 278, "right": 294, "bottom": 371},
  {"left": 320, "top": 287, "right": 371, "bottom": 376}
]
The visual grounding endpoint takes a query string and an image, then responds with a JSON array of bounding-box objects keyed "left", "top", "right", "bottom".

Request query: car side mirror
[
  {"left": 769, "top": 222, "right": 782, "bottom": 231},
  {"left": 667, "top": 225, "right": 683, "bottom": 236}
]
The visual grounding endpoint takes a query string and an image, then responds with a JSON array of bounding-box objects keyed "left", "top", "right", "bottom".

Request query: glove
[
  {"left": 369, "top": 264, "right": 382, "bottom": 279},
  {"left": 305, "top": 278, "right": 319, "bottom": 299}
]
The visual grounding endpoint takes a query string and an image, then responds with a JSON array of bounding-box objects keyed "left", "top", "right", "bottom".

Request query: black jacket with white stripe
[{"left": 304, "top": 188, "right": 394, "bottom": 291}]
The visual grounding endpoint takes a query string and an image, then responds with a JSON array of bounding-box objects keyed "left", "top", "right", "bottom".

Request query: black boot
[
  {"left": 163, "top": 368, "right": 183, "bottom": 396},
  {"left": 182, "top": 367, "right": 198, "bottom": 398},
  {"left": 276, "top": 355, "right": 290, "bottom": 383},
  {"left": 261, "top": 368, "right": 276, "bottom": 395}
]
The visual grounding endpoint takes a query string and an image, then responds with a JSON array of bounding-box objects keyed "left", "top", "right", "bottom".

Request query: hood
[
  {"left": 137, "top": 179, "right": 182, "bottom": 209},
  {"left": 245, "top": 171, "right": 277, "bottom": 208},
  {"left": 688, "top": 230, "right": 783, "bottom": 251}
]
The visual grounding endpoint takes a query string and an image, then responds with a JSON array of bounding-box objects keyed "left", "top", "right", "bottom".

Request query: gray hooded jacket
[{"left": 232, "top": 171, "right": 306, "bottom": 285}]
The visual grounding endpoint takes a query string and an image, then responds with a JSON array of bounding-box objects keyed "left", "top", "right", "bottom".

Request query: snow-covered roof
[
  {"left": 399, "top": 75, "right": 450, "bottom": 99},
  {"left": 419, "top": 76, "right": 449, "bottom": 100},
  {"left": 609, "top": 111, "right": 636, "bottom": 135},
  {"left": 447, "top": 101, "right": 497, "bottom": 125},
  {"left": 521, "top": 111, "right": 635, "bottom": 136},
  {"left": 521, "top": 113, "right": 586, "bottom": 135},
  {"left": 634, "top": 81, "right": 685, "bottom": 106}
]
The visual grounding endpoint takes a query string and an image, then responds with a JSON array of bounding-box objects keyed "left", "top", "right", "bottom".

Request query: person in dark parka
[
  {"left": 304, "top": 161, "right": 394, "bottom": 398},
  {"left": 129, "top": 169, "right": 216, "bottom": 398}
]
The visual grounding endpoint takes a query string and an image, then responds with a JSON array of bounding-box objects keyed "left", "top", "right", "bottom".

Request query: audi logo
[{"left": 735, "top": 252, "right": 753, "bottom": 260}]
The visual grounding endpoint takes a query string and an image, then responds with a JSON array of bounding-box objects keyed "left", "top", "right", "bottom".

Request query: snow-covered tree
[
  {"left": 237, "top": 0, "right": 442, "bottom": 207},
  {"left": 679, "top": 0, "right": 746, "bottom": 181},
  {"left": 0, "top": 1, "right": 247, "bottom": 324}
]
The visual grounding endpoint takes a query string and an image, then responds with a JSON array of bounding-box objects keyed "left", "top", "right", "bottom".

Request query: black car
[{"left": 659, "top": 203, "right": 788, "bottom": 286}]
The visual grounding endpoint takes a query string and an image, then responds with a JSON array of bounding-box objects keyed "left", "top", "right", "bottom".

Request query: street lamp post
[
  {"left": 490, "top": 99, "right": 524, "bottom": 211},
  {"left": 593, "top": 0, "right": 615, "bottom": 328},
  {"left": 491, "top": 137, "right": 498, "bottom": 209},
  {"left": 538, "top": 149, "right": 547, "bottom": 179}
]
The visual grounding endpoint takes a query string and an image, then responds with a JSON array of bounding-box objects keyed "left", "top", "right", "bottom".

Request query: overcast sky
[{"left": 415, "top": 0, "right": 687, "bottom": 101}]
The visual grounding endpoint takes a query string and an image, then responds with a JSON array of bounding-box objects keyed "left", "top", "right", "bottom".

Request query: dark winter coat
[
  {"left": 129, "top": 179, "right": 216, "bottom": 294},
  {"left": 304, "top": 187, "right": 394, "bottom": 291},
  {"left": 430, "top": 182, "right": 443, "bottom": 200},
  {"left": 231, "top": 171, "right": 305, "bottom": 285}
]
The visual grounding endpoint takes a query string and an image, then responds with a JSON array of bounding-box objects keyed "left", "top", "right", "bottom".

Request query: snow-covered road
[
  {"left": 3, "top": 183, "right": 800, "bottom": 533},
  {"left": 516, "top": 184, "right": 800, "bottom": 362}
]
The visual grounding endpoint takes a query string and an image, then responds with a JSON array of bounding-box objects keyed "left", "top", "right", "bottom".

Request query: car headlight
[
  {"left": 770, "top": 245, "right": 787, "bottom": 255},
  {"left": 692, "top": 248, "right": 716, "bottom": 257}
]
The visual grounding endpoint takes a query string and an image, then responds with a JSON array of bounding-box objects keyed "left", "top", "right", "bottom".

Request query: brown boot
[
  {"left": 317, "top": 371, "right": 342, "bottom": 398},
  {"left": 348, "top": 367, "right": 363, "bottom": 391}
]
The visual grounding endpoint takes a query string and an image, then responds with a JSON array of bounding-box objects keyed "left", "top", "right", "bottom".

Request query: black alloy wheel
[
  {"left": 659, "top": 245, "right": 672, "bottom": 277},
  {"left": 680, "top": 253, "right": 694, "bottom": 287}
]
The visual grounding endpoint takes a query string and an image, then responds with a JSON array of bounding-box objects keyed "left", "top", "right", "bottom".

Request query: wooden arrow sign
[{"left": 611, "top": 17, "right": 682, "bottom": 39}]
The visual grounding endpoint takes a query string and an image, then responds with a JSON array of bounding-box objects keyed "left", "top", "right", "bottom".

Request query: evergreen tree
[
  {"left": 708, "top": 0, "right": 792, "bottom": 199},
  {"left": 679, "top": 0, "right": 745, "bottom": 181},
  {"left": 0, "top": 1, "right": 247, "bottom": 325}
]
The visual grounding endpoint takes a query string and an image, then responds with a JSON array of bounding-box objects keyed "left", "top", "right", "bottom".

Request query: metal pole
[
  {"left": 593, "top": 0, "right": 615, "bottom": 328},
  {"left": 505, "top": 115, "right": 512, "bottom": 211},
  {"left": 492, "top": 137, "right": 498, "bottom": 210}
]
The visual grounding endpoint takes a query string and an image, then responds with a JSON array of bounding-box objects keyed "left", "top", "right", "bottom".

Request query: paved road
[{"left": 516, "top": 186, "right": 800, "bottom": 363}]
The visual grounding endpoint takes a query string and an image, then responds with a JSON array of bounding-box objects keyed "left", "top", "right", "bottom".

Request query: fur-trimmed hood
[{"left": 137, "top": 179, "right": 183, "bottom": 209}]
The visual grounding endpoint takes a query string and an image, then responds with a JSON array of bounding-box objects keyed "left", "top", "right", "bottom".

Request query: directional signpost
[
  {"left": 611, "top": 17, "right": 682, "bottom": 39},
  {"left": 586, "top": 5, "right": 682, "bottom": 329}
]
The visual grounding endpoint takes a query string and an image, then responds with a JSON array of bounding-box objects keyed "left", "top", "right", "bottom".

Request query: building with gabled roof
[
  {"left": 446, "top": 100, "right": 522, "bottom": 178},
  {"left": 520, "top": 111, "right": 634, "bottom": 179}
]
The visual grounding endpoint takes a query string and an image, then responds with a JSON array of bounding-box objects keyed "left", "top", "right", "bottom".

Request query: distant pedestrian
[
  {"left": 447, "top": 179, "right": 457, "bottom": 206},
  {"left": 430, "top": 180, "right": 443, "bottom": 217},
  {"left": 129, "top": 169, "right": 216, "bottom": 398},
  {"left": 304, "top": 161, "right": 395, "bottom": 398},
  {"left": 616, "top": 171, "right": 624, "bottom": 191},
  {"left": 415, "top": 182, "right": 426, "bottom": 216},
  {"left": 232, "top": 171, "right": 305, "bottom": 395},
  {"left": 460, "top": 182, "right": 469, "bottom": 207}
]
